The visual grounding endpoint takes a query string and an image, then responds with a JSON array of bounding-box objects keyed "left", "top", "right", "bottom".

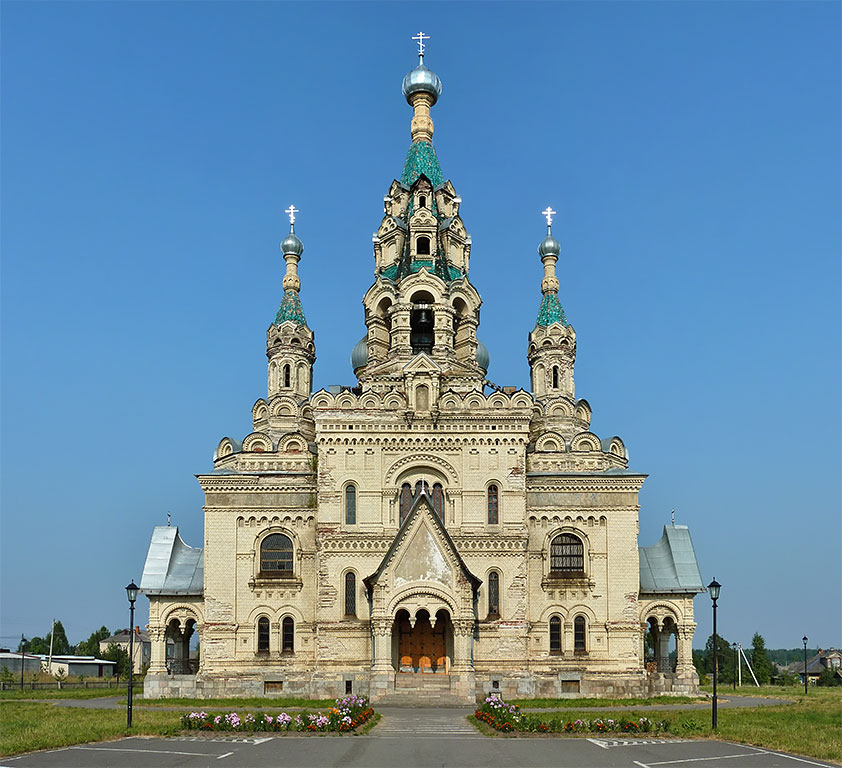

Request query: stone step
[
  {"left": 395, "top": 678, "right": 452, "bottom": 690},
  {"left": 375, "top": 693, "right": 473, "bottom": 708}
]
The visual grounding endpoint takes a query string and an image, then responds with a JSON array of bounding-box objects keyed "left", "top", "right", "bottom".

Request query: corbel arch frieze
[{"left": 384, "top": 454, "right": 459, "bottom": 486}]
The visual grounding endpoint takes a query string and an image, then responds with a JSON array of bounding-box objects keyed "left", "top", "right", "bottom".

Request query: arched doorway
[{"left": 393, "top": 608, "right": 452, "bottom": 673}]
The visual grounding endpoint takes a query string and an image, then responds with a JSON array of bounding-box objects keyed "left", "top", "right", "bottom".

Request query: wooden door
[{"left": 398, "top": 615, "right": 446, "bottom": 672}]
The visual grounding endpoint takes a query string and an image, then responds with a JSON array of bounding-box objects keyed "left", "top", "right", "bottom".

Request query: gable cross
[
  {"left": 285, "top": 204, "right": 299, "bottom": 224},
  {"left": 542, "top": 206, "right": 556, "bottom": 227}
]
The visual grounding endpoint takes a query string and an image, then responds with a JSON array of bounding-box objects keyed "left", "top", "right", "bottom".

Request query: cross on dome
[
  {"left": 412, "top": 31, "right": 430, "bottom": 59},
  {"left": 285, "top": 204, "right": 299, "bottom": 225},
  {"left": 542, "top": 206, "right": 556, "bottom": 227}
]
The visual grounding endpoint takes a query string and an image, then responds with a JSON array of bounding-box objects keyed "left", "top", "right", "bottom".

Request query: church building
[{"left": 140, "top": 40, "right": 705, "bottom": 703}]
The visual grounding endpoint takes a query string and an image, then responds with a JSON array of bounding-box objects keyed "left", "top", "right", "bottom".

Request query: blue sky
[{"left": 1, "top": 2, "right": 839, "bottom": 652}]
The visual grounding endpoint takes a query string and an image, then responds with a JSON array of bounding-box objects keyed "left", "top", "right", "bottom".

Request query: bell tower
[
  {"left": 267, "top": 205, "right": 315, "bottom": 400},
  {"left": 353, "top": 36, "right": 490, "bottom": 400},
  {"left": 528, "top": 207, "right": 576, "bottom": 400}
]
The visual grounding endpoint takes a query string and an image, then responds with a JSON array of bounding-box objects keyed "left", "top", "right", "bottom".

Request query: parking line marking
[
  {"left": 750, "top": 749, "right": 834, "bottom": 767},
  {"left": 217, "top": 751, "right": 234, "bottom": 759},
  {"left": 71, "top": 746, "right": 210, "bottom": 756}
]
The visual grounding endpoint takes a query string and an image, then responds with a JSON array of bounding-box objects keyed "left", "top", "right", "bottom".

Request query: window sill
[{"left": 249, "top": 575, "right": 303, "bottom": 591}]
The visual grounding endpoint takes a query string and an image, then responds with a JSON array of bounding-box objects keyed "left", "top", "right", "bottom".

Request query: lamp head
[
  {"left": 803, "top": 636, "right": 808, "bottom": 647},
  {"left": 125, "top": 580, "right": 139, "bottom": 605},
  {"left": 707, "top": 578, "right": 721, "bottom": 601}
]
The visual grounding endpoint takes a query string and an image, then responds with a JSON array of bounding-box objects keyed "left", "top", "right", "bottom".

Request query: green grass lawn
[
  {"left": 510, "top": 694, "right": 703, "bottom": 708},
  {"left": 136, "top": 695, "right": 335, "bottom": 708},
  {"left": 0, "top": 702, "right": 179, "bottom": 758},
  {"left": 0, "top": 687, "right": 138, "bottom": 701}
]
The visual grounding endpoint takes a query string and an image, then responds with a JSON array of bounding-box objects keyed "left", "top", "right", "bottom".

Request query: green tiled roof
[
  {"left": 273, "top": 290, "right": 307, "bottom": 327},
  {"left": 383, "top": 260, "right": 462, "bottom": 282},
  {"left": 536, "top": 292, "right": 569, "bottom": 327},
  {"left": 401, "top": 141, "right": 444, "bottom": 188}
]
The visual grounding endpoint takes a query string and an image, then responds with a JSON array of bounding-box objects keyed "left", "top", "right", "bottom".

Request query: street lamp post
[
  {"left": 125, "top": 581, "right": 139, "bottom": 728},
  {"left": 802, "top": 636, "right": 808, "bottom": 695},
  {"left": 708, "top": 579, "right": 721, "bottom": 730}
]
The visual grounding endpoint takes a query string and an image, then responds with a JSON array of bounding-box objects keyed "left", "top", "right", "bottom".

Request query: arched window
[
  {"left": 417, "top": 236, "right": 431, "bottom": 255},
  {"left": 487, "top": 484, "right": 499, "bottom": 525},
  {"left": 552, "top": 366, "right": 559, "bottom": 389},
  {"left": 549, "top": 616, "right": 562, "bottom": 653},
  {"left": 260, "top": 533, "right": 293, "bottom": 576},
  {"left": 400, "top": 483, "right": 412, "bottom": 524},
  {"left": 574, "top": 615, "right": 587, "bottom": 653},
  {"left": 283, "top": 364, "right": 291, "bottom": 388},
  {"left": 432, "top": 483, "right": 444, "bottom": 519},
  {"left": 345, "top": 485, "right": 356, "bottom": 525},
  {"left": 344, "top": 572, "right": 356, "bottom": 617},
  {"left": 418, "top": 195, "right": 427, "bottom": 209},
  {"left": 414, "top": 479, "right": 429, "bottom": 498},
  {"left": 282, "top": 617, "right": 294, "bottom": 653},
  {"left": 488, "top": 571, "right": 500, "bottom": 617},
  {"left": 550, "top": 533, "right": 584, "bottom": 576},
  {"left": 257, "top": 616, "right": 270, "bottom": 652}
]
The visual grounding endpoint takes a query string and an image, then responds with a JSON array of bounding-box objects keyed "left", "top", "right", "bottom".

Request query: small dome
[
  {"left": 281, "top": 228, "right": 303, "bottom": 257},
  {"left": 476, "top": 339, "right": 490, "bottom": 371},
  {"left": 402, "top": 62, "right": 442, "bottom": 105},
  {"left": 538, "top": 232, "right": 560, "bottom": 258},
  {"left": 351, "top": 335, "right": 369, "bottom": 370}
]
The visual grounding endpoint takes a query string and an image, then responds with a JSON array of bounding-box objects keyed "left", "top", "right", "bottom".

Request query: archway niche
[
  {"left": 392, "top": 607, "right": 452, "bottom": 674},
  {"left": 409, "top": 290, "right": 435, "bottom": 355}
]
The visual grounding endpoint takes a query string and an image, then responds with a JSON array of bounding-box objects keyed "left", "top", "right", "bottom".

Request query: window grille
[
  {"left": 282, "top": 617, "right": 294, "bottom": 653},
  {"left": 257, "top": 617, "right": 270, "bottom": 652},
  {"left": 432, "top": 483, "right": 444, "bottom": 519},
  {"left": 550, "top": 534, "right": 584, "bottom": 575},
  {"left": 549, "top": 616, "right": 561, "bottom": 652},
  {"left": 400, "top": 483, "right": 412, "bottom": 524},
  {"left": 574, "top": 615, "right": 587, "bottom": 652},
  {"left": 487, "top": 485, "right": 499, "bottom": 524},
  {"left": 261, "top": 533, "right": 293, "bottom": 575},
  {"left": 488, "top": 571, "right": 500, "bottom": 617},
  {"left": 345, "top": 485, "right": 356, "bottom": 525},
  {"left": 344, "top": 572, "right": 356, "bottom": 617}
]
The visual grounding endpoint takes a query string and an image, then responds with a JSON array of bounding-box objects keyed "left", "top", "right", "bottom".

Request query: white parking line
[
  {"left": 632, "top": 743, "right": 834, "bottom": 768},
  {"left": 70, "top": 746, "right": 211, "bottom": 756},
  {"left": 216, "top": 752, "right": 234, "bottom": 760}
]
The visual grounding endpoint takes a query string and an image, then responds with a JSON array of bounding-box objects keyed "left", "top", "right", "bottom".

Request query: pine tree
[{"left": 750, "top": 633, "right": 772, "bottom": 684}]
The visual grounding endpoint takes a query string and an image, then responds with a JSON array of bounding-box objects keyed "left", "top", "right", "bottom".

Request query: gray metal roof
[
  {"left": 140, "top": 526, "right": 203, "bottom": 596},
  {"left": 639, "top": 525, "right": 705, "bottom": 594}
]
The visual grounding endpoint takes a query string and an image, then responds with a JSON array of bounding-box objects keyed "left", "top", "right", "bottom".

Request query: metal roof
[
  {"left": 140, "top": 526, "right": 203, "bottom": 596},
  {"left": 639, "top": 525, "right": 705, "bottom": 594}
]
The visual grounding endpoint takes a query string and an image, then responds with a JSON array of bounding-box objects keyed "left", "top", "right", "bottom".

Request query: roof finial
[
  {"left": 412, "top": 31, "right": 430, "bottom": 62},
  {"left": 167, "top": 511, "right": 171, "bottom": 527},
  {"left": 671, "top": 509, "right": 675, "bottom": 525},
  {"left": 542, "top": 206, "right": 556, "bottom": 232},
  {"left": 285, "top": 204, "right": 299, "bottom": 227}
]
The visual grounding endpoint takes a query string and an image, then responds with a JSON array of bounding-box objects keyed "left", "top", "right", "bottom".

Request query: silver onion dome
[
  {"left": 281, "top": 226, "right": 303, "bottom": 257},
  {"left": 351, "top": 334, "right": 369, "bottom": 370},
  {"left": 476, "top": 339, "right": 490, "bottom": 371},
  {"left": 538, "top": 231, "right": 561, "bottom": 258},
  {"left": 402, "top": 62, "right": 442, "bottom": 105}
]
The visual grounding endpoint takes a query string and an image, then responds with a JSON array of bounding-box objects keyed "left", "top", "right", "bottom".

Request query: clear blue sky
[{"left": 1, "top": 2, "right": 839, "bottom": 652}]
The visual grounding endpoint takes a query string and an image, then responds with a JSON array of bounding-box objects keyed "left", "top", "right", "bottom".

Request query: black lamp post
[
  {"left": 732, "top": 642, "right": 737, "bottom": 690},
  {"left": 125, "top": 581, "right": 139, "bottom": 728},
  {"left": 802, "top": 636, "right": 808, "bottom": 695},
  {"left": 708, "top": 578, "right": 721, "bottom": 730}
]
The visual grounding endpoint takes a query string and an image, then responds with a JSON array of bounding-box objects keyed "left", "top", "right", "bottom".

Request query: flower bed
[
  {"left": 181, "top": 694, "right": 375, "bottom": 734},
  {"left": 475, "top": 695, "right": 671, "bottom": 734}
]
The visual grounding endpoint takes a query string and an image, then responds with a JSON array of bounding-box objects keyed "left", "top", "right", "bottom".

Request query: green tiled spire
[
  {"left": 273, "top": 289, "right": 307, "bottom": 327},
  {"left": 401, "top": 141, "right": 444, "bottom": 188},
  {"left": 536, "top": 292, "right": 569, "bottom": 327}
]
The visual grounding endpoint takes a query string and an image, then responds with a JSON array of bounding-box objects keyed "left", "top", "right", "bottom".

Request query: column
[
  {"left": 148, "top": 627, "right": 167, "bottom": 675},
  {"left": 371, "top": 619, "right": 393, "bottom": 672},
  {"left": 451, "top": 619, "right": 474, "bottom": 672}
]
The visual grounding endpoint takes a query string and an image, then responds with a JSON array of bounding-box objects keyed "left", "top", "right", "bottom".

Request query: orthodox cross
[
  {"left": 542, "top": 206, "right": 556, "bottom": 226},
  {"left": 285, "top": 204, "right": 298, "bottom": 224},
  {"left": 412, "top": 31, "right": 430, "bottom": 59},
  {"left": 167, "top": 511, "right": 171, "bottom": 526}
]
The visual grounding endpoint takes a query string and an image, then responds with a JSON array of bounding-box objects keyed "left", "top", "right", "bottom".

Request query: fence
[{"left": 0, "top": 680, "right": 144, "bottom": 691}]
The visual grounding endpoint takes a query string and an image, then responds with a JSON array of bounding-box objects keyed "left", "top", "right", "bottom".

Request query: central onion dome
[
  {"left": 402, "top": 61, "right": 442, "bottom": 105},
  {"left": 538, "top": 230, "right": 561, "bottom": 258},
  {"left": 281, "top": 226, "right": 303, "bottom": 257}
]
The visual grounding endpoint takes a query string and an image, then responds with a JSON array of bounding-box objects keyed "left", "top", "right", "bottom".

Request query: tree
[
  {"left": 48, "top": 621, "right": 71, "bottom": 655},
  {"left": 102, "top": 643, "right": 130, "bottom": 679},
  {"left": 750, "top": 633, "right": 773, "bottom": 685},
  {"left": 75, "top": 626, "right": 110, "bottom": 657},
  {"left": 817, "top": 666, "right": 841, "bottom": 687},
  {"left": 20, "top": 636, "right": 48, "bottom": 654},
  {"left": 704, "top": 634, "right": 736, "bottom": 684}
]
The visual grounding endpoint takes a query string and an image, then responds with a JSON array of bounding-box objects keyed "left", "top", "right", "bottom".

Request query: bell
[{"left": 418, "top": 309, "right": 431, "bottom": 324}]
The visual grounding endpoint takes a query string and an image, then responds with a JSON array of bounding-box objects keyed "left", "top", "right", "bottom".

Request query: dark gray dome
[
  {"left": 538, "top": 232, "right": 560, "bottom": 258},
  {"left": 476, "top": 339, "right": 490, "bottom": 371},
  {"left": 402, "top": 63, "right": 442, "bottom": 105},
  {"left": 281, "top": 227, "right": 303, "bottom": 257},
  {"left": 351, "top": 335, "right": 369, "bottom": 370}
]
